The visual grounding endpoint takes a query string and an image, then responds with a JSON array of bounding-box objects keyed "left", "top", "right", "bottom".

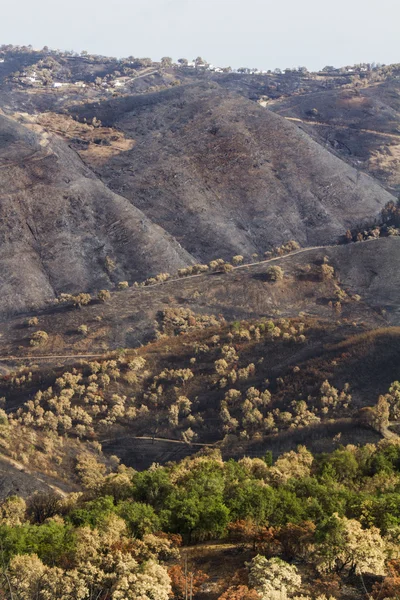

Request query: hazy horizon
[{"left": 1, "top": 0, "right": 398, "bottom": 71}]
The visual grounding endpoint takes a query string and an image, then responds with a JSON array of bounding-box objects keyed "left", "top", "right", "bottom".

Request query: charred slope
[
  {"left": 326, "top": 237, "right": 400, "bottom": 320},
  {"left": 0, "top": 237, "right": 398, "bottom": 474},
  {"left": 71, "top": 83, "right": 395, "bottom": 260},
  {"left": 0, "top": 113, "right": 193, "bottom": 316},
  {"left": 0, "top": 237, "right": 399, "bottom": 360},
  {"left": 269, "top": 81, "right": 400, "bottom": 193}
]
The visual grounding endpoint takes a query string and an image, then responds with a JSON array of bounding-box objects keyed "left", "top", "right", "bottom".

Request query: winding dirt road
[
  {"left": 285, "top": 116, "right": 400, "bottom": 141},
  {"left": 0, "top": 238, "right": 382, "bottom": 365}
]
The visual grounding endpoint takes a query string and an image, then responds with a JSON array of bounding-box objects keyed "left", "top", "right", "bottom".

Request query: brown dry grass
[{"left": 35, "top": 112, "right": 135, "bottom": 164}]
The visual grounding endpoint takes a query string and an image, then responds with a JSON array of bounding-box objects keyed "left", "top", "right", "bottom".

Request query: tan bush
[
  {"left": 221, "top": 345, "right": 239, "bottom": 362},
  {"left": 191, "top": 263, "right": 209, "bottom": 274},
  {"left": 30, "top": 331, "right": 49, "bottom": 347},
  {"left": 27, "top": 317, "right": 39, "bottom": 327},
  {"left": 209, "top": 259, "right": 225, "bottom": 270},
  {"left": 221, "top": 263, "right": 234, "bottom": 273},
  {"left": 178, "top": 267, "right": 193, "bottom": 277},
  {"left": 154, "top": 273, "right": 170, "bottom": 283},
  {"left": 266, "top": 266, "right": 284, "bottom": 281},
  {"left": 59, "top": 292, "right": 92, "bottom": 308},
  {"left": 182, "top": 427, "right": 198, "bottom": 444},
  {"left": 285, "top": 240, "right": 301, "bottom": 252},
  {"left": 158, "top": 307, "right": 220, "bottom": 335},
  {"left": 75, "top": 453, "right": 107, "bottom": 491},
  {"left": 105, "top": 256, "right": 116, "bottom": 273},
  {"left": 215, "top": 359, "right": 229, "bottom": 375},
  {"left": 98, "top": 289, "right": 111, "bottom": 302},
  {"left": 321, "top": 264, "right": 335, "bottom": 280}
]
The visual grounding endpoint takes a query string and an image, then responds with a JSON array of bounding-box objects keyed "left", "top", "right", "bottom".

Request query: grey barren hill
[
  {"left": 0, "top": 52, "right": 398, "bottom": 318},
  {"left": 0, "top": 237, "right": 398, "bottom": 359},
  {"left": 0, "top": 113, "right": 193, "bottom": 315},
  {"left": 269, "top": 79, "right": 400, "bottom": 194},
  {"left": 70, "top": 82, "right": 396, "bottom": 260}
]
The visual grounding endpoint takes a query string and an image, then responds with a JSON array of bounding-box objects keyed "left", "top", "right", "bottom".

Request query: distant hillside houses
[
  {"left": 177, "top": 61, "right": 267, "bottom": 75},
  {"left": 2, "top": 44, "right": 394, "bottom": 93},
  {"left": 319, "top": 63, "right": 379, "bottom": 75},
  {"left": 19, "top": 71, "right": 38, "bottom": 84},
  {"left": 179, "top": 60, "right": 379, "bottom": 77},
  {"left": 208, "top": 65, "right": 224, "bottom": 73}
]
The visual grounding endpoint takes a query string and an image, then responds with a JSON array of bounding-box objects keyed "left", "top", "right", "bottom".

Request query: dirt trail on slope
[
  {"left": 0, "top": 239, "right": 384, "bottom": 365},
  {"left": 100, "top": 434, "right": 216, "bottom": 448},
  {"left": 0, "top": 244, "right": 329, "bottom": 364},
  {"left": 285, "top": 116, "right": 400, "bottom": 141}
]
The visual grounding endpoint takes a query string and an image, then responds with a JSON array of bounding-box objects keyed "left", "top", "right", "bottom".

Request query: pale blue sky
[{"left": 1, "top": 0, "right": 398, "bottom": 71}]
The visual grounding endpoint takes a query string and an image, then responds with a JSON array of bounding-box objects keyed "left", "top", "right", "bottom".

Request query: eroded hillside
[
  {"left": 0, "top": 112, "right": 193, "bottom": 315},
  {"left": 269, "top": 79, "right": 400, "bottom": 194},
  {"left": 0, "top": 52, "right": 398, "bottom": 318},
  {"left": 68, "top": 83, "right": 395, "bottom": 259}
]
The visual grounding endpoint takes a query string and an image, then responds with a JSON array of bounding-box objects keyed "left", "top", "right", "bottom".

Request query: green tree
[
  {"left": 132, "top": 468, "right": 173, "bottom": 510},
  {"left": 117, "top": 501, "right": 160, "bottom": 537},
  {"left": 226, "top": 480, "right": 276, "bottom": 524}
]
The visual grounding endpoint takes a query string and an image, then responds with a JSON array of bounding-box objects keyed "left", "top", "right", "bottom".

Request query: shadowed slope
[
  {"left": 0, "top": 113, "right": 194, "bottom": 315},
  {"left": 270, "top": 80, "right": 400, "bottom": 194},
  {"left": 71, "top": 83, "right": 395, "bottom": 259}
]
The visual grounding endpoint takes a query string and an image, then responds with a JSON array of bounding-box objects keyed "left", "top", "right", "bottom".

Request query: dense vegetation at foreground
[{"left": 2, "top": 443, "right": 400, "bottom": 598}]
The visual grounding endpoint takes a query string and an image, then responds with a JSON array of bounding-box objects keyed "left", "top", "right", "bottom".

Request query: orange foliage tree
[
  {"left": 168, "top": 564, "right": 208, "bottom": 599},
  {"left": 218, "top": 585, "right": 261, "bottom": 600},
  {"left": 227, "top": 520, "right": 280, "bottom": 556},
  {"left": 275, "top": 521, "right": 316, "bottom": 560},
  {"left": 372, "top": 559, "right": 400, "bottom": 599}
]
